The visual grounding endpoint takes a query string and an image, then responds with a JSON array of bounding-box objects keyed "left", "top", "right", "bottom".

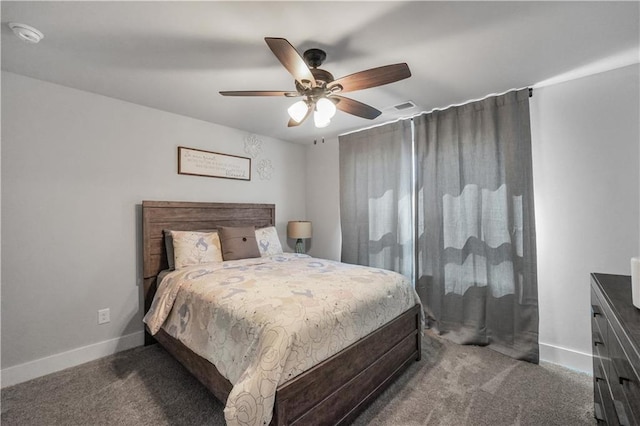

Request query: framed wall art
[{"left": 178, "top": 146, "right": 251, "bottom": 181}]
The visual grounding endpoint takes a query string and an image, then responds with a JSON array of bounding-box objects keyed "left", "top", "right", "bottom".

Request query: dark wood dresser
[{"left": 591, "top": 273, "right": 640, "bottom": 425}]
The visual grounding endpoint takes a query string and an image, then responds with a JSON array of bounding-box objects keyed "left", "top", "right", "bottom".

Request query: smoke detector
[{"left": 8, "top": 23, "right": 44, "bottom": 43}]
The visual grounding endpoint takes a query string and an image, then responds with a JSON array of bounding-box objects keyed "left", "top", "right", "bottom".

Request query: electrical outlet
[{"left": 98, "top": 308, "right": 110, "bottom": 325}]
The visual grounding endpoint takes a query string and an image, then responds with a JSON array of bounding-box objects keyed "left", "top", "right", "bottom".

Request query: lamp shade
[{"left": 287, "top": 221, "right": 312, "bottom": 239}]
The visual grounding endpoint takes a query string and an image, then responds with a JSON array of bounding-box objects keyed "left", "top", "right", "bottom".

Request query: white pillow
[
  {"left": 255, "top": 226, "right": 284, "bottom": 257},
  {"left": 171, "top": 230, "right": 223, "bottom": 269}
]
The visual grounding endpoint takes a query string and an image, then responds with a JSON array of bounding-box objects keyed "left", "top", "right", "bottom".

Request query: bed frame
[{"left": 142, "top": 200, "right": 421, "bottom": 425}]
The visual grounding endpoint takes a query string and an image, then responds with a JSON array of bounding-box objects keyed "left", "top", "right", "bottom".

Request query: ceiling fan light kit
[
  {"left": 312, "top": 97, "right": 337, "bottom": 127},
  {"left": 288, "top": 100, "right": 309, "bottom": 123},
  {"left": 313, "top": 112, "right": 330, "bottom": 128},
  {"left": 220, "top": 37, "right": 411, "bottom": 129}
]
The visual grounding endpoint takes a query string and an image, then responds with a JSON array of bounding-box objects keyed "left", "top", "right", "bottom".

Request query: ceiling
[{"left": 2, "top": 1, "right": 639, "bottom": 144}]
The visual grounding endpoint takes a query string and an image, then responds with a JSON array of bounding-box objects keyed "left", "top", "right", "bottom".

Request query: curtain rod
[{"left": 339, "top": 86, "right": 533, "bottom": 138}]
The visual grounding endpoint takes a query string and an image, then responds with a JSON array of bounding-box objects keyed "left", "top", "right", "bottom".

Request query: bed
[{"left": 142, "top": 200, "right": 422, "bottom": 426}]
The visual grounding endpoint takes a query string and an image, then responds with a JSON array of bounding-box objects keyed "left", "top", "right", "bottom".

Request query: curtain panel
[
  {"left": 339, "top": 120, "right": 413, "bottom": 278},
  {"left": 414, "top": 89, "right": 539, "bottom": 362}
]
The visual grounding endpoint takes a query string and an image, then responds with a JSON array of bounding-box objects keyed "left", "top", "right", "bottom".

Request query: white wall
[
  {"left": 306, "top": 64, "right": 640, "bottom": 372},
  {"left": 1, "top": 72, "right": 307, "bottom": 385},
  {"left": 305, "top": 137, "right": 341, "bottom": 261},
  {"left": 531, "top": 63, "right": 640, "bottom": 371}
]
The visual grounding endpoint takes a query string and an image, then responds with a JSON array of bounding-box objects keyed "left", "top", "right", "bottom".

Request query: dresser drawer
[
  {"left": 593, "top": 286, "right": 610, "bottom": 341},
  {"left": 594, "top": 384, "right": 607, "bottom": 424},
  {"left": 595, "top": 360, "right": 618, "bottom": 424},
  {"left": 593, "top": 286, "right": 611, "bottom": 379}
]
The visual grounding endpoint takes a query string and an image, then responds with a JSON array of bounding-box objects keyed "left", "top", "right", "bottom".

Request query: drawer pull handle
[
  {"left": 593, "top": 331, "right": 604, "bottom": 346},
  {"left": 614, "top": 400, "right": 630, "bottom": 426},
  {"left": 592, "top": 304, "right": 602, "bottom": 317},
  {"left": 613, "top": 358, "right": 634, "bottom": 385}
]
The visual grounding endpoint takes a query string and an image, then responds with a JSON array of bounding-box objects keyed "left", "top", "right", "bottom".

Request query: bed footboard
[
  {"left": 272, "top": 303, "right": 422, "bottom": 425},
  {"left": 150, "top": 304, "right": 421, "bottom": 426}
]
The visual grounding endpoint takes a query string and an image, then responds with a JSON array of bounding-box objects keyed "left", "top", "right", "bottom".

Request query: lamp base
[{"left": 295, "top": 238, "right": 305, "bottom": 254}]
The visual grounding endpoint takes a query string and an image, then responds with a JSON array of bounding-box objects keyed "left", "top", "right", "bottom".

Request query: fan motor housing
[
  {"left": 310, "top": 68, "right": 334, "bottom": 85},
  {"left": 295, "top": 68, "right": 335, "bottom": 93},
  {"left": 303, "top": 48, "right": 335, "bottom": 86}
]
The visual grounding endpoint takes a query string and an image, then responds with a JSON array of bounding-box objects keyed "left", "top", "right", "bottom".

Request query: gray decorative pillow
[{"left": 218, "top": 226, "right": 261, "bottom": 261}]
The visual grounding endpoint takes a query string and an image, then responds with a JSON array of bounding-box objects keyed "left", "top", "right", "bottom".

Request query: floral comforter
[{"left": 143, "top": 253, "right": 420, "bottom": 426}]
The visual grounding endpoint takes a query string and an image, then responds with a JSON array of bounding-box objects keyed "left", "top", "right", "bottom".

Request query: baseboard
[
  {"left": 1, "top": 331, "right": 144, "bottom": 388},
  {"left": 0, "top": 334, "right": 591, "bottom": 387},
  {"left": 539, "top": 341, "right": 592, "bottom": 374}
]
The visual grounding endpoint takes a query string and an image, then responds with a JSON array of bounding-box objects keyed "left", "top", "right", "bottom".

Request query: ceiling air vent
[{"left": 393, "top": 101, "right": 416, "bottom": 111}]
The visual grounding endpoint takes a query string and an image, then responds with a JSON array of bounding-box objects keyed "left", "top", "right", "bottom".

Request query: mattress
[{"left": 144, "top": 253, "right": 421, "bottom": 426}]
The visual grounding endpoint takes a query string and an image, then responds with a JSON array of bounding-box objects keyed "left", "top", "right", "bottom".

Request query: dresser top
[{"left": 592, "top": 273, "right": 640, "bottom": 347}]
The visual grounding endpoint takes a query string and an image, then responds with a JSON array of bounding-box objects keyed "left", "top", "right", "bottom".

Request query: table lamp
[{"left": 287, "top": 221, "right": 312, "bottom": 254}]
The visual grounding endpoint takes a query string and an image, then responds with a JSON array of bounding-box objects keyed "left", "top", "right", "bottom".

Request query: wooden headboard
[{"left": 142, "top": 201, "right": 275, "bottom": 313}]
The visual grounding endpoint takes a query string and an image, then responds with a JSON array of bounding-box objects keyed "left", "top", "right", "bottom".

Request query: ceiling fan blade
[
  {"left": 328, "top": 63, "right": 411, "bottom": 93},
  {"left": 287, "top": 103, "right": 313, "bottom": 127},
  {"left": 219, "top": 90, "right": 299, "bottom": 97},
  {"left": 332, "top": 95, "right": 382, "bottom": 120},
  {"left": 265, "top": 37, "right": 316, "bottom": 87}
]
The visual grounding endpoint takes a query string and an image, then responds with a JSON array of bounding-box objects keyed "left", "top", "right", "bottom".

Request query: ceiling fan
[{"left": 219, "top": 37, "right": 411, "bottom": 128}]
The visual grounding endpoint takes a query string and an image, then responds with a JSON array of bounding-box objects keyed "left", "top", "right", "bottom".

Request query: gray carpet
[{"left": 2, "top": 333, "right": 595, "bottom": 425}]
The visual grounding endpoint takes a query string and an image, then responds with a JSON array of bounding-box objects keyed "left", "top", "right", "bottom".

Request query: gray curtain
[
  {"left": 339, "top": 120, "right": 413, "bottom": 278},
  {"left": 414, "top": 89, "right": 539, "bottom": 362}
]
